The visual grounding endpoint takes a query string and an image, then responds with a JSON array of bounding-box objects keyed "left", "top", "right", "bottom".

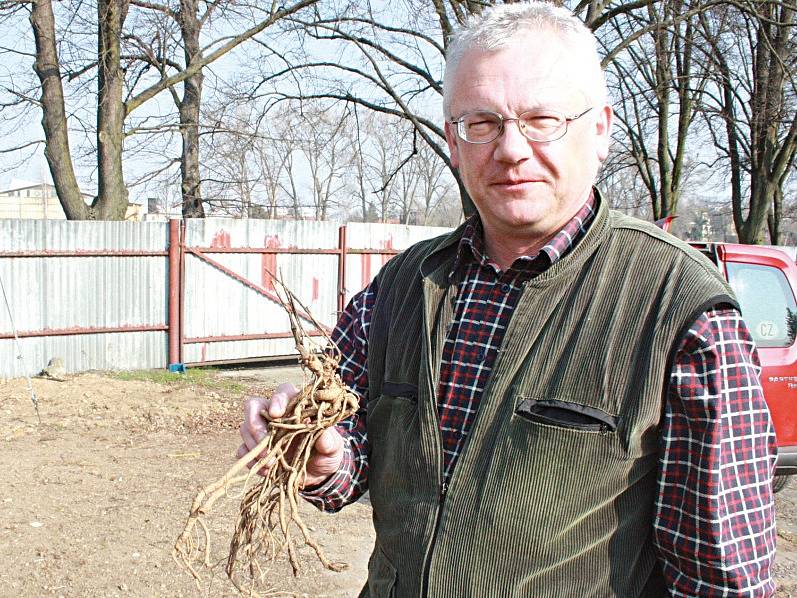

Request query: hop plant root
[{"left": 173, "top": 275, "right": 359, "bottom": 594}]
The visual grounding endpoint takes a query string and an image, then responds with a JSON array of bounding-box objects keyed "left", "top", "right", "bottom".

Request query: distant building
[
  {"left": 0, "top": 179, "right": 146, "bottom": 221},
  {"left": 142, "top": 196, "right": 181, "bottom": 221},
  {"left": 0, "top": 180, "right": 73, "bottom": 219}
]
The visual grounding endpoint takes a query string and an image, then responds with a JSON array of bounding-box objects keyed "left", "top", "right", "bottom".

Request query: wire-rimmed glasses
[{"left": 450, "top": 107, "right": 593, "bottom": 144}]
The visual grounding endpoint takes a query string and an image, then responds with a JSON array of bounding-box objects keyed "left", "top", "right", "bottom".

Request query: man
[{"left": 239, "top": 3, "right": 777, "bottom": 596}]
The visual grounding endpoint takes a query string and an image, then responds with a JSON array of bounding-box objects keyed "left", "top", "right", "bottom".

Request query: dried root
[{"left": 173, "top": 274, "right": 359, "bottom": 594}]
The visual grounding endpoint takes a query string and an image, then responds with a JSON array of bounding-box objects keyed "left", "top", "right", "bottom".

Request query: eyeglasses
[{"left": 449, "top": 107, "right": 593, "bottom": 144}]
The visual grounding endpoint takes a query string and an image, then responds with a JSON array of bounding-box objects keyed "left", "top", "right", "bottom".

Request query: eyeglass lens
[{"left": 458, "top": 110, "right": 567, "bottom": 143}]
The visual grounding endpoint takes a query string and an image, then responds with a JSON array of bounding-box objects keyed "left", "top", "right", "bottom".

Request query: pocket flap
[
  {"left": 381, "top": 381, "right": 418, "bottom": 399},
  {"left": 515, "top": 398, "right": 618, "bottom": 432}
]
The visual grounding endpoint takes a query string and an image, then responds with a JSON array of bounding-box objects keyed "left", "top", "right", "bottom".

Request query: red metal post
[
  {"left": 168, "top": 219, "right": 182, "bottom": 368},
  {"left": 337, "top": 225, "right": 348, "bottom": 314},
  {"left": 178, "top": 220, "right": 187, "bottom": 367}
]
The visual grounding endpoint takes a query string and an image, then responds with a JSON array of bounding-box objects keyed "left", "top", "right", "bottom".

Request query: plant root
[{"left": 173, "top": 273, "right": 358, "bottom": 594}]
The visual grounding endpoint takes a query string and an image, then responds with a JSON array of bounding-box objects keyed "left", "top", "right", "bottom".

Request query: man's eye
[
  {"left": 524, "top": 114, "right": 563, "bottom": 129},
  {"left": 467, "top": 118, "right": 498, "bottom": 130}
]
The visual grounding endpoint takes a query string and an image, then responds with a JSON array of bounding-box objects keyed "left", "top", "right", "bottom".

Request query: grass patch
[{"left": 109, "top": 367, "right": 245, "bottom": 394}]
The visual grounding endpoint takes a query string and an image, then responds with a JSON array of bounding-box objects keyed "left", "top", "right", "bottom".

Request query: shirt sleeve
[
  {"left": 300, "top": 279, "right": 377, "bottom": 512},
  {"left": 654, "top": 307, "right": 778, "bottom": 596}
]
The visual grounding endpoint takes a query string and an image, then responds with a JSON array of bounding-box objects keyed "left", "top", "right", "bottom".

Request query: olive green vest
[{"left": 359, "top": 198, "right": 736, "bottom": 598}]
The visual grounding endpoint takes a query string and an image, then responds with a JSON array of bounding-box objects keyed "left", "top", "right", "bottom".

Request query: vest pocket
[
  {"left": 380, "top": 381, "right": 418, "bottom": 401},
  {"left": 366, "top": 543, "right": 397, "bottom": 597},
  {"left": 367, "top": 382, "right": 418, "bottom": 433},
  {"left": 515, "top": 398, "right": 618, "bottom": 433}
]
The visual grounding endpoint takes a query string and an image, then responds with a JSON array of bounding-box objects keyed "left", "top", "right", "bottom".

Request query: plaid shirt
[{"left": 305, "top": 198, "right": 777, "bottom": 596}]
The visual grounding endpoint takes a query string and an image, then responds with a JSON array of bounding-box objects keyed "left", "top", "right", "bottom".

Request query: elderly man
[{"left": 239, "top": 3, "right": 777, "bottom": 596}]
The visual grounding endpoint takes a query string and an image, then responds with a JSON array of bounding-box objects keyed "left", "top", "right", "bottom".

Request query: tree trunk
[
  {"left": 737, "top": 4, "right": 790, "bottom": 244},
  {"left": 669, "top": 1, "right": 694, "bottom": 219},
  {"left": 30, "top": 0, "right": 87, "bottom": 219},
  {"left": 96, "top": 0, "right": 130, "bottom": 220},
  {"left": 738, "top": 180, "right": 774, "bottom": 244},
  {"left": 768, "top": 187, "right": 782, "bottom": 245},
  {"left": 652, "top": 3, "right": 673, "bottom": 220},
  {"left": 178, "top": 0, "right": 205, "bottom": 217}
]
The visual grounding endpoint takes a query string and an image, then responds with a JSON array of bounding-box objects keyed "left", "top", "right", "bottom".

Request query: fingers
[
  {"left": 240, "top": 395, "right": 268, "bottom": 452},
  {"left": 235, "top": 443, "right": 250, "bottom": 460},
  {"left": 237, "top": 397, "right": 271, "bottom": 474},
  {"left": 236, "top": 384, "right": 343, "bottom": 483},
  {"left": 268, "top": 382, "right": 299, "bottom": 419},
  {"left": 236, "top": 385, "right": 298, "bottom": 474},
  {"left": 302, "top": 427, "right": 344, "bottom": 486}
]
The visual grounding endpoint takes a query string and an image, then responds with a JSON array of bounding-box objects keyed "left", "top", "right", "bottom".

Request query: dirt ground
[{"left": 0, "top": 365, "right": 796, "bottom": 598}]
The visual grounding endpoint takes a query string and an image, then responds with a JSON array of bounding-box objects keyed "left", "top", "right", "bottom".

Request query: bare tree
[
  {"left": 124, "top": 0, "right": 315, "bottom": 216},
  {"left": 390, "top": 137, "right": 453, "bottom": 224},
  {"left": 348, "top": 108, "right": 376, "bottom": 222},
  {"left": 251, "top": 0, "right": 479, "bottom": 217},
  {"left": 599, "top": 157, "right": 654, "bottom": 220},
  {"left": 603, "top": 0, "right": 706, "bottom": 221},
  {"left": 343, "top": 111, "right": 417, "bottom": 222},
  {"left": 295, "top": 104, "right": 352, "bottom": 220},
  {"left": 699, "top": 1, "right": 797, "bottom": 244},
  {"left": 123, "top": 0, "right": 320, "bottom": 217},
  {"left": 253, "top": 130, "right": 293, "bottom": 219},
  {"left": 198, "top": 101, "right": 294, "bottom": 218},
  {"left": 3, "top": 0, "right": 318, "bottom": 219},
  {"left": 201, "top": 128, "right": 259, "bottom": 216},
  {"left": 410, "top": 141, "right": 453, "bottom": 224}
]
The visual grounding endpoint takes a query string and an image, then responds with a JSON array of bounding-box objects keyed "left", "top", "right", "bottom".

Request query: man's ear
[
  {"left": 595, "top": 104, "right": 614, "bottom": 162},
  {"left": 445, "top": 120, "right": 460, "bottom": 169}
]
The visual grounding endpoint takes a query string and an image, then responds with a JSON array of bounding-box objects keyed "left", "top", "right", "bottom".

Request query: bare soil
[
  {"left": 0, "top": 366, "right": 795, "bottom": 597},
  {"left": 0, "top": 366, "right": 373, "bottom": 598}
]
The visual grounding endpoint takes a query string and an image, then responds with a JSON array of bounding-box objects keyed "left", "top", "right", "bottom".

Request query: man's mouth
[{"left": 492, "top": 178, "right": 542, "bottom": 187}]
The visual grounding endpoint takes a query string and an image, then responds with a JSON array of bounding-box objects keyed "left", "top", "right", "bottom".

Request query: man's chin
[{"left": 487, "top": 212, "right": 551, "bottom": 234}]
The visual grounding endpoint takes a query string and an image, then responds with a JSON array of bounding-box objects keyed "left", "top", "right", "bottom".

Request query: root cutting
[{"left": 173, "top": 274, "right": 359, "bottom": 594}]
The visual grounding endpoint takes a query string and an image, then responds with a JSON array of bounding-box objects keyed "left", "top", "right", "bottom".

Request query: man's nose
[{"left": 492, "top": 120, "right": 534, "bottom": 163}]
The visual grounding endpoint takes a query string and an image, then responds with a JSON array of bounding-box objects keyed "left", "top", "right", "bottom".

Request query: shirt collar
[{"left": 451, "top": 189, "right": 597, "bottom": 279}]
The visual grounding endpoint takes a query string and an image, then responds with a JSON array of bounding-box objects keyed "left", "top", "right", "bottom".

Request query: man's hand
[{"left": 236, "top": 382, "right": 345, "bottom": 488}]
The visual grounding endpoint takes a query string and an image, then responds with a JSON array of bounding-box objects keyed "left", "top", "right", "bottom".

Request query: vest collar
[{"left": 419, "top": 188, "right": 610, "bottom": 287}]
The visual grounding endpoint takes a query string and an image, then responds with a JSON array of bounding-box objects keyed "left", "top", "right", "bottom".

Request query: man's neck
[
  {"left": 483, "top": 231, "right": 555, "bottom": 272},
  {"left": 480, "top": 189, "right": 596, "bottom": 272}
]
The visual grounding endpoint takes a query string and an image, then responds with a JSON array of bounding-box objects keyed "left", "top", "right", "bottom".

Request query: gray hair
[{"left": 442, "top": 2, "right": 606, "bottom": 118}]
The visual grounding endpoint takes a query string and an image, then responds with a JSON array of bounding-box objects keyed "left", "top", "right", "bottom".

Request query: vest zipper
[
  {"left": 420, "top": 282, "right": 456, "bottom": 596},
  {"left": 418, "top": 378, "right": 517, "bottom": 596},
  {"left": 420, "top": 480, "right": 448, "bottom": 597}
]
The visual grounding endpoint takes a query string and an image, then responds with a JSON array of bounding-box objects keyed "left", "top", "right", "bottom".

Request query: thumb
[
  {"left": 269, "top": 382, "right": 299, "bottom": 418},
  {"left": 314, "top": 427, "right": 343, "bottom": 457}
]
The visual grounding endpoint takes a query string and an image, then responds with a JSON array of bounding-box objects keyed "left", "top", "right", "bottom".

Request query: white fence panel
[{"left": 0, "top": 220, "right": 170, "bottom": 377}]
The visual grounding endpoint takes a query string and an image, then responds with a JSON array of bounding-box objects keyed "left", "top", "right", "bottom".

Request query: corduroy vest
[{"left": 359, "top": 198, "right": 736, "bottom": 598}]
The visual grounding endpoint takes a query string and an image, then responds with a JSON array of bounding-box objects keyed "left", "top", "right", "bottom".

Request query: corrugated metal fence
[{"left": 0, "top": 218, "right": 450, "bottom": 378}]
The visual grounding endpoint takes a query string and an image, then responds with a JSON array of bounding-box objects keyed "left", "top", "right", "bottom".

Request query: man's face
[{"left": 444, "top": 31, "right": 613, "bottom": 242}]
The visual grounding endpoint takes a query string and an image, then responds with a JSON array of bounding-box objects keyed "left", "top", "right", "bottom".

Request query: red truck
[{"left": 690, "top": 242, "right": 797, "bottom": 492}]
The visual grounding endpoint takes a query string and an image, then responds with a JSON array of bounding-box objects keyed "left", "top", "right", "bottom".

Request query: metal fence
[{"left": 0, "top": 218, "right": 450, "bottom": 378}]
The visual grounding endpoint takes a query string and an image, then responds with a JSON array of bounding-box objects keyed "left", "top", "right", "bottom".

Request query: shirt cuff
[{"left": 299, "top": 438, "right": 355, "bottom": 512}]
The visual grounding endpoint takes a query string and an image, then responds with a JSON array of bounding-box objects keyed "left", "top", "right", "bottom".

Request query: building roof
[{"left": 0, "top": 178, "right": 94, "bottom": 198}]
